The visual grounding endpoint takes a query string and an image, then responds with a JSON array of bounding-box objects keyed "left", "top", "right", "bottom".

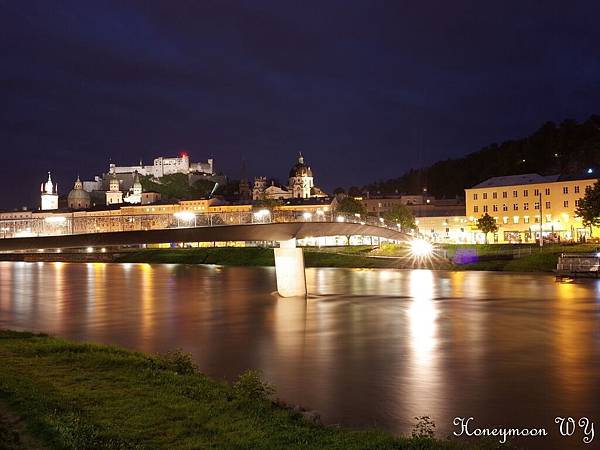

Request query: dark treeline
[{"left": 363, "top": 115, "right": 600, "bottom": 198}]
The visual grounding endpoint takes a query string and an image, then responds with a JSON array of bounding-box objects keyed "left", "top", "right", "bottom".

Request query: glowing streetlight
[
  {"left": 174, "top": 211, "right": 196, "bottom": 227},
  {"left": 336, "top": 215, "right": 345, "bottom": 222},
  {"left": 410, "top": 239, "right": 433, "bottom": 258},
  {"left": 303, "top": 212, "right": 312, "bottom": 220}
]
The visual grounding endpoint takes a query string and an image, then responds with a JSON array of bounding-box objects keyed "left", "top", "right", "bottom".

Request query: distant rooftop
[{"left": 471, "top": 173, "right": 559, "bottom": 189}]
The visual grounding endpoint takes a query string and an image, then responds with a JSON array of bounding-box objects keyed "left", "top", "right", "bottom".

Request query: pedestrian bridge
[{"left": 0, "top": 221, "right": 409, "bottom": 297}]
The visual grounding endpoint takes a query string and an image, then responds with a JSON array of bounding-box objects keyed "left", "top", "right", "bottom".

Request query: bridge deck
[{"left": 0, "top": 222, "right": 408, "bottom": 251}]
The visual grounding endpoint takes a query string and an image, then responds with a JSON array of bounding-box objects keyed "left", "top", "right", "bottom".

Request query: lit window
[
  {"left": 513, "top": 216, "right": 519, "bottom": 224},
  {"left": 524, "top": 216, "right": 530, "bottom": 224},
  {"left": 546, "top": 214, "right": 552, "bottom": 223},
  {"left": 503, "top": 217, "right": 509, "bottom": 224}
]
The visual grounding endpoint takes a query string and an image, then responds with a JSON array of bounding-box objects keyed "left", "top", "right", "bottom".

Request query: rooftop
[{"left": 471, "top": 173, "right": 559, "bottom": 189}]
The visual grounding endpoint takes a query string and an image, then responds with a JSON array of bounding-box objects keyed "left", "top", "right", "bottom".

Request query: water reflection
[{"left": 0, "top": 262, "right": 599, "bottom": 449}]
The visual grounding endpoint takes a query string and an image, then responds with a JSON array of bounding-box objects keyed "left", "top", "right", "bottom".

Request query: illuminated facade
[
  {"left": 465, "top": 173, "right": 599, "bottom": 243},
  {"left": 253, "top": 153, "right": 327, "bottom": 200},
  {"left": 109, "top": 152, "right": 214, "bottom": 178},
  {"left": 105, "top": 174, "right": 123, "bottom": 205},
  {"left": 40, "top": 172, "right": 58, "bottom": 210}
]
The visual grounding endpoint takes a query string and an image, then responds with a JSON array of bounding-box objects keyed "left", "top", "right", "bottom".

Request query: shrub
[
  {"left": 155, "top": 349, "right": 197, "bottom": 375},
  {"left": 232, "top": 370, "right": 274, "bottom": 405}
]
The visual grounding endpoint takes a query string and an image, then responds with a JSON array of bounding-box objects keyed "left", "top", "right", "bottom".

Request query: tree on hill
[
  {"left": 336, "top": 197, "right": 367, "bottom": 216},
  {"left": 383, "top": 204, "right": 416, "bottom": 231},
  {"left": 476, "top": 213, "right": 498, "bottom": 244},
  {"left": 575, "top": 181, "right": 600, "bottom": 236},
  {"left": 140, "top": 174, "right": 216, "bottom": 200},
  {"left": 363, "top": 115, "right": 600, "bottom": 198}
]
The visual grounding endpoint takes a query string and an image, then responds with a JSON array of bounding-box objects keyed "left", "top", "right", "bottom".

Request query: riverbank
[
  {"left": 2, "top": 243, "right": 596, "bottom": 272},
  {"left": 0, "top": 330, "right": 488, "bottom": 449}
]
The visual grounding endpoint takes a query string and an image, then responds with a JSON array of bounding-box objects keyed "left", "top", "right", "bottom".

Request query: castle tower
[
  {"left": 40, "top": 172, "right": 59, "bottom": 210},
  {"left": 288, "top": 152, "right": 314, "bottom": 199}
]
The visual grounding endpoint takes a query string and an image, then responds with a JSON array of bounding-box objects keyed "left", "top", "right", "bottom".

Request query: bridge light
[
  {"left": 44, "top": 216, "right": 66, "bottom": 224},
  {"left": 86, "top": 247, "right": 94, "bottom": 253},
  {"left": 174, "top": 211, "right": 195, "bottom": 221},
  {"left": 410, "top": 239, "right": 433, "bottom": 258},
  {"left": 336, "top": 215, "right": 345, "bottom": 222}
]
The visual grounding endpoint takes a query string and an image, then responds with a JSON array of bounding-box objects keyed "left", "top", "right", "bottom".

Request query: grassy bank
[
  {"left": 0, "top": 330, "right": 487, "bottom": 449},
  {"left": 445, "top": 243, "right": 598, "bottom": 272},
  {"left": 115, "top": 247, "right": 416, "bottom": 269}
]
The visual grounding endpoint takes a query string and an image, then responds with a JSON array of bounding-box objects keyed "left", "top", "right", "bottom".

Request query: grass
[
  {"left": 116, "top": 247, "right": 410, "bottom": 269},
  {"left": 36, "top": 242, "right": 600, "bottom": 273},
  {"left": 0, "top": 330, "right": 495, "bottom": 450}
]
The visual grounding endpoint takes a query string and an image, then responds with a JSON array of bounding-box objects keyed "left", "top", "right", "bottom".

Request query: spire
[
  {"left": 298, "top": 152, "right": 304, "bottom": 164},
  {"left": 74, "top": 175, "right": 83, "bottom": 190},
  {"left": 43, "top": 171, "right": 55, "bottom": 194}
]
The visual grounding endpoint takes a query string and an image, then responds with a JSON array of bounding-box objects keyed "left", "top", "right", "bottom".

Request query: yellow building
[{"left": 465, "top": 173, "right": 598, "bottom": 243}]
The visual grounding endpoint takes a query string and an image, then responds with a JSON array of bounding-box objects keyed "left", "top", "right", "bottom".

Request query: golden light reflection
[
  {"left": 408, "top": 270, "right": 437, "bottom": 359},
  {"left": 140, "top": 263, "right": 155, "bottom": 340}
]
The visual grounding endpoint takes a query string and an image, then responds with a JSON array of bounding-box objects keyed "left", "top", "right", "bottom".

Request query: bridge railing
[{"left": 0, "top": 209, "right": 412, "bottom": 239}]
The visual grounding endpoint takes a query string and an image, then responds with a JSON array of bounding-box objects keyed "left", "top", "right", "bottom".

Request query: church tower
[
  {"left": 40, "top": 172, "right": 59, "bottom": 210},
  {"left": 124, "top": 171, "right": 143, "bottom": 204},
  {"left": 288, "top": 152, "right": 314, "bottom": 198},
  {"left": 105, "top": 173, "right": 123, "bottom": 205}
]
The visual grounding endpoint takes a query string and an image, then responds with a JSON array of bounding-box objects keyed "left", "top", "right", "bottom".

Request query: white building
[
  {"left": 40, "top": 172, "right": 58, "bottom": 210},
  {"left": 253, "top": 153, "right": 327, "bottom": 201},
  {"left": 105, "top": 174, "right": 123, "bottom": 205},
  {"left": 288, "top": 153, "right": 314, "bottom": 198},
  {"left": 109, "top": 152, "right": 214, "bottom": 178},
  {"left": 123, "top": 172, "right": 143, "bottom": 204}
]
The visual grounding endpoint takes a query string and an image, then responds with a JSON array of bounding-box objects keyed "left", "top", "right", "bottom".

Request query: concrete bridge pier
[{"left": 274, "top": 238, "right": 307, "bottom": 298}]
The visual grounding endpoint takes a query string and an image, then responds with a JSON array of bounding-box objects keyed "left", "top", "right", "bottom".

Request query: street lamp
[
  {"left": 303, "top": 212, "right": 312, "bottom": 221},
  {"left": 174, "top": 211, "right": 196, "bottom": 227}
]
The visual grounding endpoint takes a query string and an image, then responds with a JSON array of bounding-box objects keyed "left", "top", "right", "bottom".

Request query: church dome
[
  {"left": 289, "top": 153, "right": 313, "bottom": 178},
  {"left": 67, "top": 176, "right": 91, "bottom": 209}
]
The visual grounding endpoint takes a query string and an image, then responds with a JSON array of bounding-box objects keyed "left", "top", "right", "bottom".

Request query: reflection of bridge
[{"left": 0, "top": 221, "right": 408, "bottom": 298}]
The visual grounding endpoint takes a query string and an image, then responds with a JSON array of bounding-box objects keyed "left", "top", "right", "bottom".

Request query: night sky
[{"left": 2, "top": 1, "right": 600, "bottom": 209}]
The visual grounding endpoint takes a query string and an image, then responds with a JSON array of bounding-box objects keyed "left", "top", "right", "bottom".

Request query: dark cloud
[{"left": 1, "top": 0, "right": 600, "bottom": 208}]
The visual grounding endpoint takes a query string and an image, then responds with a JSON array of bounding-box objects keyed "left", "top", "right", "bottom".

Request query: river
[{"left": 1, "top": 261, "right": 599, "bottom": 449}]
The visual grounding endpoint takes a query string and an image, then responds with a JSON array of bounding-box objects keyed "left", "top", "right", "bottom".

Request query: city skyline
[{"left": 2, "top": 1, "right": 600, "bottom": 208}]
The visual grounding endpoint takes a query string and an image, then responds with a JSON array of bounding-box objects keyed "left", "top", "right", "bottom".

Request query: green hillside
[{"left": 365, "top": 115, "right": 600, "bottom": 197}]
